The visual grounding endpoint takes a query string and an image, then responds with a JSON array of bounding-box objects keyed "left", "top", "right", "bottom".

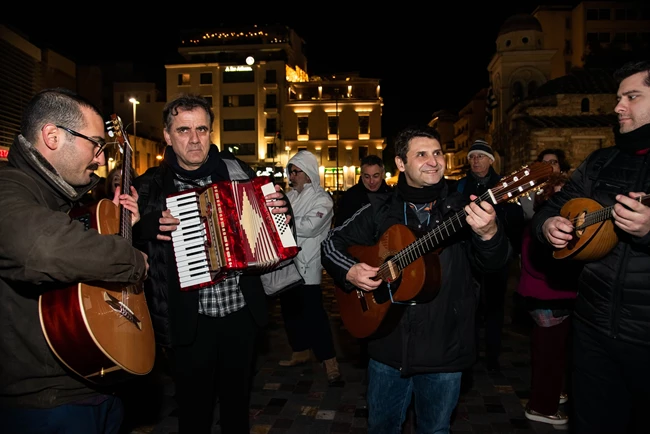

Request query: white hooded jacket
[{"left": 286, "top": 151, "right": 334, "bottom": 284}]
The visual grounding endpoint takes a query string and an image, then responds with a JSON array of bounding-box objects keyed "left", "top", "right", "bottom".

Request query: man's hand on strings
[
  {"left": 112, "top": 185, "right": 140, "bottom": 226},
  {"left": 346, "top": 263, "right": 381, "bottom": 292},
  {"left": 157, "top": 209, "right": 180, "bottom": 241},
  {"left": 465, "top": 195, "right": 498, "bottom": 241},
  {"left": 265, "top": 184, "right": 292, "bottom": 225},
  {"left": 613, "top": 192, "right": 650, "bottom": 237}
]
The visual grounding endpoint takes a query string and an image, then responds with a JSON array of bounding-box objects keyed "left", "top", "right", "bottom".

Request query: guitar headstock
[
  {"left": 107, "top": 114, "right": 128, "bottom": 147},
  {"left": 491, "top": 161, "right": 554, "bottom": 204}
]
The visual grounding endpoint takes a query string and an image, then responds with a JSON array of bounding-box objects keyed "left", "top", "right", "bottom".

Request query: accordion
[{"left": 165, "top": 176, "right": 300, "bottom": 291}]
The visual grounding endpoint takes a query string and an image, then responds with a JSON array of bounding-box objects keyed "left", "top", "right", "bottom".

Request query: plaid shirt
[{"left": 173, "top": 175, "right": 245, "bottom": 317}]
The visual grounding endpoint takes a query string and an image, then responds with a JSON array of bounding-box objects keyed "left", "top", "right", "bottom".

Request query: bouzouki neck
[{"left": 577, "top": 194, "right": 650, "bottom": 230}]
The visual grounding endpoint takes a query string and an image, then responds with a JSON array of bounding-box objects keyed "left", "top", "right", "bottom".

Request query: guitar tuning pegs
[{"left": 107, "top": 130, "right": 115, "bottom": 138}]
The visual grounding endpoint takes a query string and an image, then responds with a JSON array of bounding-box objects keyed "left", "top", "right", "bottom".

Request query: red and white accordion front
[{"left": 165, "top": 176, "right": 300, "bottom": 291}]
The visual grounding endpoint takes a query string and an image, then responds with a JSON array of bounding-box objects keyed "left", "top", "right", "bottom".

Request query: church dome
[{"left": 498, "top": 14, "right": 542, "bottom": 36}]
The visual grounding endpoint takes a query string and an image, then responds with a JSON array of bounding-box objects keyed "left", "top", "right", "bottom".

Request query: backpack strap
[{"left": 223, "top": 158, "right": 250, "bottom": 181}]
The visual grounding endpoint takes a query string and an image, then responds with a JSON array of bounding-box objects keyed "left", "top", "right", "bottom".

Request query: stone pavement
[{"left": 122, "top": 263, "right": 569, "bottom": 434}]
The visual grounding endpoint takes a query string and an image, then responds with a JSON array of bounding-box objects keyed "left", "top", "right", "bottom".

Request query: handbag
[{"left": 260, "top": 258, "right": 304, "bottom": 296}]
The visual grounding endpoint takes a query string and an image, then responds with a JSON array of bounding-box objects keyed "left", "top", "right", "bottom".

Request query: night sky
[{"left": 6, "top": 2, "right": 578, "bottom": 140}]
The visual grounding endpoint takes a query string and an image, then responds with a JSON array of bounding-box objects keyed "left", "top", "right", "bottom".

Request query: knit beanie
[{"left": 467, "top": 139, "right": 495, "bottom": 162}]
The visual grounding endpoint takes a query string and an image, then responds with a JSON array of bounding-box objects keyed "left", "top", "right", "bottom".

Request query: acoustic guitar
[
  {"left": 553, "top": 194, "right": 650, "bottom": 261},
  {"left": 39, "top": 114, "right": 155, "bottom": 384},
  {"left": 335, "top": 162, "right": 553, "bottom": 339}
]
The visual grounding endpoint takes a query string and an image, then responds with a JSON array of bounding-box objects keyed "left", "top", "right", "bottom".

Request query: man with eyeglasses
[
  {"left": 0, "top": 88, "right": 148, "bottom": 434},
  {"left": 457, "top": 139, "right": 524, "bottom": 374}
]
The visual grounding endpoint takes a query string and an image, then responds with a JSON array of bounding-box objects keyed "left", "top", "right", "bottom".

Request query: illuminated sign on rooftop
[{"left": 225, "top": 66, "right": 253, "bottom": 72}]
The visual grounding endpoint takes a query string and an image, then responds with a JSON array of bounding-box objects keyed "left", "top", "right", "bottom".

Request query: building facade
[{"left": 283, "top": 73, "right": 384, "bottom": 191}]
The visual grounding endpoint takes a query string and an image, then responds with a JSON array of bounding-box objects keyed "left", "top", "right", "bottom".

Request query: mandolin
[{"left": 553, "top": 194, "right": 650, "bottom": 261}]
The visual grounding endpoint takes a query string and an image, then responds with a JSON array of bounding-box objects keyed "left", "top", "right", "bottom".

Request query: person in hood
[
  {"left": 131, "top": 94, "right": 290, "bottom": 434},
  {"left": 277, "top": 150, "right": 341, "bottom": 384},
  {"left": 0, "top": 88, "right": 147, "bottom": 434},
  {"left": 532, "top": 59, "right": 650, "bottom": 434},
  {"left": 334, "top": 154, "right": 392, "bottom": 227},
  {"left": 321, "top": 125, "right": 510, "bottom": 433}
]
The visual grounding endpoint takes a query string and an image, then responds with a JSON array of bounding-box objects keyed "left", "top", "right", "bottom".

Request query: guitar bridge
[{"left": 103, "top": 292, "right": 142, "bottom": 330}]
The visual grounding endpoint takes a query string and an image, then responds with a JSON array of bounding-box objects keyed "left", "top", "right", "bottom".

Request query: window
[
  {"left": 265, "top": 94, "right": 277, "bottom": 108},
  {"left": 359, "top": 115, "right": 370, "bottom": 135},
  {"left": 266, "top": 142, "right": 276, "bottom": 159},
  {"left": 147, "top": 153, "right": 151, "bottom": 168},
  {"left": 135, "top": 151, "right": 140, "bottom": 171},
  {"left": 581, "top": 98, "right": 590, "bottom": 112},
  {"left": 358, "top": 146, "right": 369, "bottom": 161},
  {"left": 328, "top": 147, "right": 338, "bottom": 162},
  {"left": 223, "top": 119, "right": 255, "bottom": 131},
  {"left": 146, "top": 94, "right": 151, "bottom": 103},
  {"left": 564, "top": 40, "right": 572, "bottom": 54},
  {"left": 203, "top": 96, "right": 213, "bottom": 107},
  {"left": 512, "top": 81, "right": 524, "bottom": 104},
  {"left": 298, "top": 117, "right": 308, "bottom": 135},
  {"left": 616, "top": 8, "right": 626, "bottom": 20},
  {"left": 200, "top": 72, "right": 213, "bottom": 85},
  {"left": 178, "top": 73, "right": 190, "bottom": 86},
  {"left": 298, "top": 146, "right": 307, "bottom": 152},
  {"left": 119, "top": 94, "right": 124, "bottom": 103},
  {"left": 224, "top": 143, "right": 255, "bottom": 156},
  {"left": 599, "top": 33, "right": 611, "bottom": 43},
  {"left": 222, "top": 94, "right": 254, "bottom": 107},
  {"left": 328, "top": 116, "right": 339, "bottom": 135},
  {"left": 223, "top": 70, "right": 254, "bottom": 83},
  {"left": 528, "top": 81, "right": 538, "bottom": 97},
  {"left": 266, "top": 118, "right": 277, "bottom": 134},
  {"left": 265, "top": 69, "right": 277, "bottom": 83}
]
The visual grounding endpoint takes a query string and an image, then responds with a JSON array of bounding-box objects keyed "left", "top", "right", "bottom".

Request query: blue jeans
[
  {"left": 367, "top": 359, "right": 461, "bottom": 434},
  {"left": 0, "top": 395, "right": 123, "bottom": 434}
]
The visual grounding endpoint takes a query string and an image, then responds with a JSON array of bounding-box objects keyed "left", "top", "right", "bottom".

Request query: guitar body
[
  {"left": 335, "top": 224, "right": 441, "bottom": 339},
  {"left": 553, "top": 197, "right": 618, "bottom": 261},
  {"left": 40, "top": 199, "right": 155, "bottom": 383}
]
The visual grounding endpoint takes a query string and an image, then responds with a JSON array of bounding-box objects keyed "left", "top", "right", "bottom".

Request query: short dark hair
[
  {"left": 163, "top": 94, "right": 215, "bottom": 131},
  {"left": 21, "top": 88, "right": 103, "bottom": 145},
  {"left": 360, "top": 154, "right": 384, "bottom": 169},
  {"left": 613, "top": 60, "right": 650, "bottom": 87},
  {"left": 394, "top": 125, "right": 441, "bottom": 163},
  {"left": 537, "top": 148, "right": 571, "bottom": 173}
]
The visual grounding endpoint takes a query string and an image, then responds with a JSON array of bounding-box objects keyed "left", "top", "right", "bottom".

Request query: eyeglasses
[
  {"left": 468, "top": 154, "right": 487, "bottom": 161},
  {"left": 57, "top": 125, "right": 107, "bottom": 158},
  {"left": 289, "top": 170, "right": 304, "bottom": 176}
]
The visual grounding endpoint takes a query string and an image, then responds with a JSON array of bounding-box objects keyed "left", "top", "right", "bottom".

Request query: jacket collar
[{"left": 8, "top": 135, "right": 99, "bottom": 201}]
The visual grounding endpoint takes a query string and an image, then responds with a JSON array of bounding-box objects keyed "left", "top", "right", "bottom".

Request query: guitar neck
[{"left": 375, "top": 161, "right": 553, "bottom": 281}]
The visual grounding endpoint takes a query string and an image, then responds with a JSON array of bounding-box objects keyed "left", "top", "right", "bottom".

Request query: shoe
[
  {"left": 323, "top": 357, "right": 341, "bottom": 384},
  {"left": 559, "top": 392, "right": 568, "bottom": 404},
  {"left": 524, "top": 406, "right": 569, "bottom": 425},
  {"left": 278, "top": 350, "right": 311, "bottom": 367}
]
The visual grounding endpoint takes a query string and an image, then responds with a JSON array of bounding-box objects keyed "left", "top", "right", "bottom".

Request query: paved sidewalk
[{"left": 123, "top": 265, "right": 568, "bottom": 433}]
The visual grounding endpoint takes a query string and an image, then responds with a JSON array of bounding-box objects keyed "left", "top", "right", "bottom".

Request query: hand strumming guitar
[{"left": 346, "top": 263, "right": 381, "bottom": 292}]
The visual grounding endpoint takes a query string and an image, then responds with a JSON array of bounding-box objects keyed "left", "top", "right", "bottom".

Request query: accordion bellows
[{"left": 166, "top": 176, "right": 300, "bottom": 291}]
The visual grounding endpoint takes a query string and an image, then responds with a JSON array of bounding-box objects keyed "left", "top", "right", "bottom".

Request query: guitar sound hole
[{"left": 373, "top": 275, "right": 402, "bottom": 304}]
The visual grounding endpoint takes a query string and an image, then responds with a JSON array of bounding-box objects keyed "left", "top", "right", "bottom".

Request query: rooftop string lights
[{"left": 183, "top": 30, "right": 289, "bottom": 46}]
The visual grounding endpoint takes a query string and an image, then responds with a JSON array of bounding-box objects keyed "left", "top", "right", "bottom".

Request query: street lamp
[{"left": 129, "top": 97, "right": 139, "bottom": 171}]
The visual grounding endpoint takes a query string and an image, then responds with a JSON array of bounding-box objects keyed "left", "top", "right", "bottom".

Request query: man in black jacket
[
  {"left": 334, "top": 154, "right": 392, "bottom": 227},
  {"left": 322, "top": 125, "right": 511, "bottom": 433},
  {"left": 532, "top": 60, "right": 650, "bottom": 434},
  {"left": 132, "top": 94, "right": 289, "bottom": 434},
  {"left": 457, "top": 140, "right": 524, "bottom": 372}
]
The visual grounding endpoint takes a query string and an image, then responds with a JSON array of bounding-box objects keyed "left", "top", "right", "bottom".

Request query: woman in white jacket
[{"left": 278, "top": 150, "right": 341, "bottom": 383}]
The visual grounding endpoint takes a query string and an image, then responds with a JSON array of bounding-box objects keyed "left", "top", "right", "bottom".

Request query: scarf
[
  {"left": 163, "top": 144, "right": 224, "bottom": 184},
  {"left": 396, "top": 172, "right": 445, "bottom": 204},
  {"left": 615, "top": 122, "right": 650, "bottom": 154}
]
